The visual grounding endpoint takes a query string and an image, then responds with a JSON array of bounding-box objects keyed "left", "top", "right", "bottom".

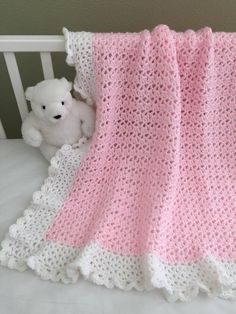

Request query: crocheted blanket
[{"left": 1, "top": 25, "right": 236, "bottom": 302}]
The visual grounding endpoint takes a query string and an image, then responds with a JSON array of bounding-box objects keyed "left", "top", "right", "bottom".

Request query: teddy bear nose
[{"left": 54, "top": 115, "right": 61, "bottom": 120}]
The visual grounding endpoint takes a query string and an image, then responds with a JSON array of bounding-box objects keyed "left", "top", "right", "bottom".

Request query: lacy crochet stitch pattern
[{"left": 1, "top": 25, "right": 236, "bottom": 302}]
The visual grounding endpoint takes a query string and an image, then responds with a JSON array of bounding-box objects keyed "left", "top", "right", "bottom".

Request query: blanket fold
[{"left": 0, "top": 25, "right": 236, "bottom": 302}]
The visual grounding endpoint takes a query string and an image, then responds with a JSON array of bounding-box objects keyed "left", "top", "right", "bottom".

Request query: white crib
[
  {"left": 0, "top": 35, "right": 235, "bottom": 314},
  {"left": 0, "top": 35, "right": 65, "bottom": 139}
]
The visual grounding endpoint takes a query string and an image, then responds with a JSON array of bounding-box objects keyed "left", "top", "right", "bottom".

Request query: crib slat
[
  {"left": 3, "top": 52, "right": 28, "bottom": 121},
  {"left": 40, "top": 52, "right": 54, "bottom": 79},
  {"left": 0, "top": 120, "right": 6, "bottom": 139}
]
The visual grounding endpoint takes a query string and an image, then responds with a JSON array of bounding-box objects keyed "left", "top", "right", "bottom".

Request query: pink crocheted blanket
[{"left": 0, "top": 25, "right": 236, "bottom": 301}]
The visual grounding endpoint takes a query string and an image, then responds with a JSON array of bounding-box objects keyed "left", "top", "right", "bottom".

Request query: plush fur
[{"left": 21, "top": 78, "right": 95, "bottom": 161}]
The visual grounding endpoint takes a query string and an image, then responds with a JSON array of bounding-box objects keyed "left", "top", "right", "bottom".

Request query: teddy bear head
[{"left": 25, "top": 78, "right": 73, "bottom": 124}]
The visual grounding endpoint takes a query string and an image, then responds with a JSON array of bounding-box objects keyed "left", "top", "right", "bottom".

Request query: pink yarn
[{"left": 46, "top": 25, "right": 236, "bottom": 264}]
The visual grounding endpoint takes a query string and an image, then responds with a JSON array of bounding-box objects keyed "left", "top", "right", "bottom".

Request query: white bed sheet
[{"left": 0, "top": 139, "right": 235, "bottom": 314}]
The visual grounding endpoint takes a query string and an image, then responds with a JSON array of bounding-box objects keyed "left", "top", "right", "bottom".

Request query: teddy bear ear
[
  {"left": 25, "top": 87, "right": 34, "bottom": 101},
  {"left": 60, "top": 77, "right": 73, "bottom": 91}
]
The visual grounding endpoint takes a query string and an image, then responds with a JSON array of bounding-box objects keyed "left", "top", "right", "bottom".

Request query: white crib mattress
[{"left": 0, "top": 139, "right": 235, "bottom": 314}]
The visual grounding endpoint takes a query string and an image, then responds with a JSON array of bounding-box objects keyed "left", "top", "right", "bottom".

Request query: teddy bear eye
[
  {"left": 42, "top": 105, "right": 46, "bottom": 110},
  {"left": 61, "top": 101, "right": 64, "bottom": 105}
]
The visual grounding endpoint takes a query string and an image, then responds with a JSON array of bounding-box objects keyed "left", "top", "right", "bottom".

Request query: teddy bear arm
[
  {"left": 75, "top": 102, "right": 96, "bottom": 138},
  {"left": 39, "top": 142, "right": 59, "bottom": 161},
  {"left": 21, "top": 112, "right": 42, "bottom": 147}
]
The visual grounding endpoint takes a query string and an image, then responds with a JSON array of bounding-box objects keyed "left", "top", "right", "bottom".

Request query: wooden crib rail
[
  {"left": 0, "top": 35, "right": 65, "bottom": 138},
  {"left": 0, "top": 35, "right": 65, "bottom": 52}
]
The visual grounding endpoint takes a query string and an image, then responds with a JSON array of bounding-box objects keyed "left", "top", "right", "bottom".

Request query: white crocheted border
[
  {"left": 2, "top": 238, "right": 236, "bottom": 302},
  {"left": 28, "top": 241, "right": 236, "bottom": 301},
  {"left": 63, "top": 27, "right": 95, "bottom": 105},
  {"left": 0, "top": 138, "right": 90, "bottom": 271},
  {"left": 0, "top": 140, "right": 235, "bottom": 302}
]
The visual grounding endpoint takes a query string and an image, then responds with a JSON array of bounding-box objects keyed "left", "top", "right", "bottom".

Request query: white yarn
[{"left": 63, "top": 28, "right": 95, "bottom": 105}]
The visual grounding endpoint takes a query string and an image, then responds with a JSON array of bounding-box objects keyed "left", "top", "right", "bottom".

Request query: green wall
[{"left": 1, "top": 0, "right": 236, "bottom": 138}]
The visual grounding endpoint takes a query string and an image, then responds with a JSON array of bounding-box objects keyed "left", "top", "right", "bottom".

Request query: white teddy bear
[{"left": 21, "top": 77, "right": 95, "bottom": 161}]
